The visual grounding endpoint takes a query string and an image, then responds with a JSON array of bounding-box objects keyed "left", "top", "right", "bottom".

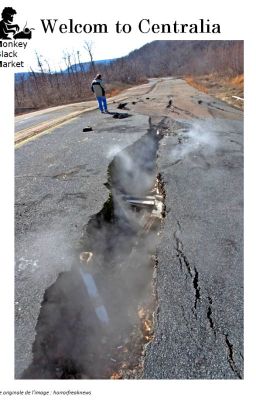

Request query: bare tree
[
  {"left": 84, "top": 41, "right": 96, "bottom": 74},
  {"left": 15, "top": 41, "right": 243, "bottom": 114}
]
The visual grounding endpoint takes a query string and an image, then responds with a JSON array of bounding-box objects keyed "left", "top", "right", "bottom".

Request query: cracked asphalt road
[
  {"left": 144, "top": 118, "right": 243, "bottom": 379},
  {"left": 15, "top": 77, "right": 243, "bottom": 379},
  {"left": 15, "top": 111, "right": 149, "bottom": 378}
]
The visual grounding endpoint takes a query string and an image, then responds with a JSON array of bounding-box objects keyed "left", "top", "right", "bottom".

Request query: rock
[
  {"left": 83, "top": 126, "right": 93, "bottom": 132},
  {"left": 117, "top": 103, "right": 128, "bottom": 109},
  {"left": 112, "top": 113, "right": 130, "bottom": 119},
  {"left": 166, "top": 99, "right": 172, "bottom": 108}
]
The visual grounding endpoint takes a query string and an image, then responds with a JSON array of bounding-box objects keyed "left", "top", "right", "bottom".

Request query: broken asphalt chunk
[
  {"left": 117, "top": 102, "right": 128, "bottom": 109},
  {"left": 112, "top": 113, "right": 130, "bottom": 119},
  {"left": 166, "top": 99, "right": 172, "bottom": 108},
  {"left": 83, "top": 126, "right": 93, "bottom": 132}
]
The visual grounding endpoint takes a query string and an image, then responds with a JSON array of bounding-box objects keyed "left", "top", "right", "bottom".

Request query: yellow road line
[
  {"left": 15, "top": 116, "right": 83, "bottom": 149},
  {"left": 15, "top": 96, "right": 129, "bottom": 147}
]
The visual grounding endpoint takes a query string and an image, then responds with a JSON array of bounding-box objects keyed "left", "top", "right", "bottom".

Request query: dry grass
[
  {"left": 107, "top": 79, "right": 147, "bottom": 98},
  {"left": 15, "top": 81, "right": 140, "bottom": 115},
  {"left": 185, "top": 76, "right": 208, "bottom": 93},
  {"left": 107, "top": 81, "right": 131, "bottom": 97},
  {"left": 108, "top": 88, "right": 123, "bottom": 97},
  {"left": 230, "top": 74, "right": 244, "bottom": 87},
  {"left": 185, "top": 73, "right": 244, "bottom": 110}
]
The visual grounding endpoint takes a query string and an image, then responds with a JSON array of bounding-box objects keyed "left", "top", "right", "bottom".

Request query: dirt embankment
[{"left": 185, "top": 74, "right": 244, "bottom": 110}]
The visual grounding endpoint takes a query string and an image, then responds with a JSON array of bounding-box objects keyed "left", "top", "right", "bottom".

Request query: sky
[
  {"left": 25, "top": 37, "right": 153, "bottom": 72},
  {"left": 10, "top": 26, "right": 152, "bottom": 72},
  {"left": 5, "top": 5, "right": 161, "bottom": 71},
  {"left": 2, "top": 0, "right": 251, "bottom": 71},
  {"left": 2, "top": 1, "right": 161, "bottom": 71}
]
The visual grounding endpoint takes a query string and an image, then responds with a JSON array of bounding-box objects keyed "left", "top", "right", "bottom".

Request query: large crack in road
[
  {"left": 21, "top": 117, "right": 166, "bottom": 379},
  {"left": 15, "top": 78, "right": 243, "bottom": 380},
  {"left": 143, "top": 115, "right": 243, "bottom": 379},
  {"left": 173, "top": 221, "right": 242, "bottom": 378}
]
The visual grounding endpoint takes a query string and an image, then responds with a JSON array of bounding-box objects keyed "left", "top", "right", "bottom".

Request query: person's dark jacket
[{"left": 91, "top": 79, "right": 105, "bottom": 97}]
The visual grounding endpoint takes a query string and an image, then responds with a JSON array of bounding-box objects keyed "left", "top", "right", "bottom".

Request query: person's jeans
[{"left": 96, "top": 96, "right": 108, "bottom": 112}]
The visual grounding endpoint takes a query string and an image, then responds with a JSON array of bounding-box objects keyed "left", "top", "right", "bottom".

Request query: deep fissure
[
  {"left": 224, "top": 334, "right": 242, "bottom": 379},
  {"left": 21, "top": 118, "right": 165, "bottom": 379},
  {"left": 174, "top": 228, "right": 201, "bottom": 312},
  {"left": 206, "top": 297, "right": 215, "bottom": 333},
  {"left": 193, "top": 269, "right": 201, "bottom": 309}
]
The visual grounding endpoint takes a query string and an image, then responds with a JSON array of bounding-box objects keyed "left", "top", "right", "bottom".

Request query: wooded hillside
[{"left": 15, "top": 40, "right": 243, "bottom": 113}]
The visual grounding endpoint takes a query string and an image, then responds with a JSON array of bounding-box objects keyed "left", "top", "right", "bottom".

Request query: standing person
[{"left": 91, "top": 74, "right": 108, "bottom": 113}]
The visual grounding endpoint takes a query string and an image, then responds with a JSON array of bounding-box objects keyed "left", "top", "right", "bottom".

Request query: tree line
[{"left": 15, "top": 40, "right": 243, "bottom": 114}]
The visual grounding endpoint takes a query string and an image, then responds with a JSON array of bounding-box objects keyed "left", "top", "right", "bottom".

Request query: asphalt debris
[
  {"left": 112, "top": 113, "right": 130, "bottom": 119},
  {"left": 82, "top": 126, "right": 93, "bottom": 132},
  {"left": 117, "top": 102, "right": 128, "bottom": 110}
]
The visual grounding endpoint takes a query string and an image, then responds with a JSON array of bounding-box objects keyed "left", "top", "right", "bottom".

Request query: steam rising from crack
[
  {"left": 107, "top": 142, "right": 156, "bottom": 196},
  {"left": 21, "top": 127, "right": 163, "bottom": 379},
  {"left": 170, "top": 121, "right": 218, "bottom": 161}
]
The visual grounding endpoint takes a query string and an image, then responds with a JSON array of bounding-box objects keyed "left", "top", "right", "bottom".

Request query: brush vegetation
[{"left": 15, "top": 40, "right": 243, "bottom": 114}]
